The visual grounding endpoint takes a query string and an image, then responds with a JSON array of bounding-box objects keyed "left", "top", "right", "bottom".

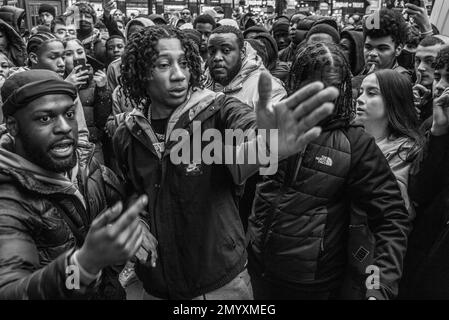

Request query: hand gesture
[
  {"left": 103, "top": 0, "right": 116, "bottom": 16},
  {"left": 405, "top": 0, "right": 432, "bottom": 33},
  {"left": 413, "top": 83, "right": 431, "bottom": 108},
  {"left": 256, "top": 72, "right": 338, "bottom": 158},
  {"left": 93, "top": 70, "right": 107, "bottom": 88},
  {"left": 431, "top": 88, "right": 449, "bottom": 136},
  {"left": 77, "top": 195, "right": 148, "bottom": 274},
  {"left": 65, "top": 65, "right": 89, "bottom": 87}
]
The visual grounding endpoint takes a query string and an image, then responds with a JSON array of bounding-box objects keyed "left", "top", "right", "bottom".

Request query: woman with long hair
[
  {"left": 247, "top": 42, "right": 410, "bottom": 300},
  {"left": 356, "top": 69, "right": 423, "bottom": 215}
]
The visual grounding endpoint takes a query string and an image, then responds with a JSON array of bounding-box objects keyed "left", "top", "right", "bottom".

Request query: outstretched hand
[{"left": 256, "top": 72, "right": 338, "bottom": 158}]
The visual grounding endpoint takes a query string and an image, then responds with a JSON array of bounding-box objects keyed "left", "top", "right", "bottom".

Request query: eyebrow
[{"left": 32, "top": 104, "right": 76, "bottom": 115}]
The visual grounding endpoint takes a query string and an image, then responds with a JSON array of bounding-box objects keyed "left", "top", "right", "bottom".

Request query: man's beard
[
  {"left": 210, "top": 59, "right": 242, "bottom": 87},
  {"left": 21, "top": 133, "right": 77, "bottom": 173}
]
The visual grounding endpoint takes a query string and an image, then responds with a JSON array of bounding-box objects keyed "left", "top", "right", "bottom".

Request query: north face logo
[{"left": 315, "top": 155, "right": 333, "bottom": 167}]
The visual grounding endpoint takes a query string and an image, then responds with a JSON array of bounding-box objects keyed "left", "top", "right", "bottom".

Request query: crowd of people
[{"left": 0, "top": 0, "right": 449, "bottom": 300}]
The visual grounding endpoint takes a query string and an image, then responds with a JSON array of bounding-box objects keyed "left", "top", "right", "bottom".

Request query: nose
[
  {"left": 368, "top": 49, "right": 378, "bottom": 57},
  {"left": 213, "top": 50, "right": 223, "bottom": 62},
  {"left": 54, "top": 115, "right": 72, "bottom": 134},
  {"left": 57, "top": 57, "right": 64, "bottom": 68},
  {"left": 170, "top": 62, "right": 186, "bottom": 81},
  {"left": 417, "top": 61, "right": 426, "bottom": 72},
  {"left": 356, "top": 93, "right": 365, "bottom": 106}
]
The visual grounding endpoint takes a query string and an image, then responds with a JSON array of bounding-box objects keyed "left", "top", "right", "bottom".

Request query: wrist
[{"left": 76, "top": 247, "right": 102, "bottom": 275}]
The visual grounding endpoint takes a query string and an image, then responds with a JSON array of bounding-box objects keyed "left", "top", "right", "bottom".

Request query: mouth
[
  {"left": 49, "top": 140, "right": 75, "bottom": 158},
  {"left": 169, "top": 87, "right": 187, "bottom": 98},
  {"left": 56, "top": 69, "right": 65, "bottom": 77}
]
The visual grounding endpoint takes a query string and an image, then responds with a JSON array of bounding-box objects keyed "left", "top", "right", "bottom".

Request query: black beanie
[
  {"left": 272, "top": 20, "right": 289, "bottom": 34},
  {"left": 307, "top": 24, "right": 340, "bottom": 43},
  {"left": 243, "top": 26, "right": 268, "bottom": 38},
  {"left": 38, "top": 4, "right": 56, "bottom": 18}
]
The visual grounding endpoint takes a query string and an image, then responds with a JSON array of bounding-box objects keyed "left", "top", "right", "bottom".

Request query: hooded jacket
[
  {"left": 113, "top": 87, "right": 261, "bottom": 299},
  {"left": 0, "top": 135, "right": 124, "bottom": 299},
  {"left": 204, "top": 42, "right": 286, "bottom": 109},
  {"left": 341, "top": 30, "right": 365, "bottom": 76},
  {"left": 0, "top": 6, "right": 25, "bottom": 34},
  {"left": 0, "top": 18, "right": 26, "bottom": 67}
]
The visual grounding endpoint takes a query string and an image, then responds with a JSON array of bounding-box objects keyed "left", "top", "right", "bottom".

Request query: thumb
[{"left": 257, "top": 71, "right": 273, "bottom": 114}]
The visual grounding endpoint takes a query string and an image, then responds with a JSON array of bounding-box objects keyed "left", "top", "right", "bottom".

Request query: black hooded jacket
[{"left": 341, "top": 30, "right": 365, "bottom": 76}]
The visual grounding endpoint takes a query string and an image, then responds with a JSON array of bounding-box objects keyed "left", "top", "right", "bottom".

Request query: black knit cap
[
  {"left": 38, "top": 4, "right": 56, "bottom": 18},
  {"left": 2, "top": 70, "right": 77, "bottom": 117}
]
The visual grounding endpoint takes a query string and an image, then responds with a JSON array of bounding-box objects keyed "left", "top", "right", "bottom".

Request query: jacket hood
[
  {"left": 204, "top": 41, "right": 265, "bottom": 94},
  {"left": 0, "top": 128, "right": 95, "bottom": 206},
  {"left": 341, "top": 30, "right": 365, "bottom": 75},
  {"left": 125, "top": 17, "right": 155, "bottom": 40},
  {"left": 0, "top": 6, "right": 25, "bottom": 33},
  {"left": 0, "top": 18, "right": 26, "bottom": 66},
  {"left": 0, "top": 146, "right": 85, "bottom": 207}
]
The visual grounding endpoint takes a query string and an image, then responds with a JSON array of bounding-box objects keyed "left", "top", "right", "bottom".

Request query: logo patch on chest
[{"left": 315, "top": 155, "right": 333, "bottom": 167}]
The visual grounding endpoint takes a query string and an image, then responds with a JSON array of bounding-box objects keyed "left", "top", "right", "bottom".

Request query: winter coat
[
  {"left": 0, "top": 136, "right": 125, "bottom": 299},
  {"left": 400, "top": 133, "right": 449, "bottom": 299},
  {"left": 204, "top": 42, "right": 287, "bottom": 109},
  {"left": 0, "top": 18, "right": 26, "bottom": 67},
  {"left": 248, "top": 121, "right": 410, "bottom": 300},
  {"left": 112, "top": 88, "right": 258, "bottom": 299}
]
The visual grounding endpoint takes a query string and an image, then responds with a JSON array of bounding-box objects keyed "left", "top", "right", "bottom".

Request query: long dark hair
[
  {"left": 374, "top": 69, "right": 424, "bottom": 161},
  {"left": 289, "top": 42, "right": 354, "bottom": 125}
]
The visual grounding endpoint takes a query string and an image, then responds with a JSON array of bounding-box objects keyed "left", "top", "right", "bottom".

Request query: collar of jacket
[
  {"left": 0, "top": 138, "right": 95, "bottom": 208},
  {"left": 205, "top": 41, "right": 265, "bottom": 94},
  {"left": 124, "top": 88, "right": 223, "bottom": 159}
]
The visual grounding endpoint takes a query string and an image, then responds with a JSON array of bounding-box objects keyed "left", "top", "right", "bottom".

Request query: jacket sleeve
[
  {"left": 101, "top": 14, "right": 123, "bottom": 38},
  {"left": 75, "top": 96, "right": 89, "bottom": 144},
  {"left": 409, "top": 133, "right": 449, "bottom": 208},
  {"left": 0, "top": 202, "right": 97, "bottom": 299},
  {"left": 347, "top": 131, "right": 410, "bottom": 300},
  {"left": 94, "top": 85, "right": 112, "bottom": 130}
]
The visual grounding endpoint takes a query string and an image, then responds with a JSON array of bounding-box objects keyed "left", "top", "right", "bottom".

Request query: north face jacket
[
  {"left": 112, "top": 88, "right": 259, "bottom": 299},
  {"left": 248, "top": 121, "right": 410, "bottom": 300},
  {"left": 0, "top": 138, "right": 124, "bottom": 299}
]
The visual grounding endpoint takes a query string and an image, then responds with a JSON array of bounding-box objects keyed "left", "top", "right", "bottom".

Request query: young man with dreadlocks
[
  {"left": 247, "top": 42, "right": 410, "bottom": 300},
  {"left": 114, "top": 25, "right": 339, "bottom": 299}
]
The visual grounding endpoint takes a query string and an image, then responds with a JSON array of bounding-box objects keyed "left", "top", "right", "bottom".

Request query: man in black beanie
[
  {"left": 39, "top": 4, "right": 56, "bottom": 28},
  {"left": 271, "top": 19, "right": 290, "bottom": 51}
]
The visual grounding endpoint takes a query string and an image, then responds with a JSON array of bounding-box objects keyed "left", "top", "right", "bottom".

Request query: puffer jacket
[
  {"left": 248, "top": 121, "right": 410, "bottom": 300},
  {"left": 113, "top": 88, "right": 258, "bottom": 299},
  {"left": 0, "top": 137, "right": 125, "bottom": 299},
  {"left": 204, "top": 42, "right": 286, "bottom": 109}
]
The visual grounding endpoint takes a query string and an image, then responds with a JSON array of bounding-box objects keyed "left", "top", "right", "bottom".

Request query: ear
[
  {"left": 395, "top": 44, "right": 403, "bottom": 58},
  {"left": 241, "top": 45, "right": 246, "bottom": 61},
  {"left": 5, "top": 116, "right": 19, "bottom": 136},
  {"left": 28, "top": 52, "right": 39, "bottom": 66}
]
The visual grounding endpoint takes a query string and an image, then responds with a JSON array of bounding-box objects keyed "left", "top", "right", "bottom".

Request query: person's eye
[
  {"left": 223, "top": 48, "right": 231, "bottom": 54},
  {"left": 66, "top": 111, "right": 75, "bottom": 119},
  {"left": 158, "top": 62, "right": 170, "bottom": 69},
  {"left": 179, "top": 60, "right": 188, "bottom": 68},
  {"left": 40, "top": 115, "right": 51, "bottom": 123}
]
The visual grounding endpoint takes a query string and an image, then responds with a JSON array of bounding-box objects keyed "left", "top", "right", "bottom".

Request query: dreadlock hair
[
  {"left": 289, "top": 42, "right": 354, "bottom": 124},
  {"left": 27, "top": 32, "right": 60, "bottom": 55},
  {"left": 121, "top": 25, "right": 202, "bottom": 109}
]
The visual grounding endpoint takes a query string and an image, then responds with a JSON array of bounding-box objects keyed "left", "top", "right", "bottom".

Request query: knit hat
[
  {"left": 2, "top": 70, "right": 77, "bottom": 118},
  {"left": 243, "top": 25, "right": 268, "bottom": 38},
  {"left": 38, "top": 4, "right": 56, "bottom": 18},
  {"left": 272, "top": 20, "right": 289, "bottom": 34},
  {"left": 254, "top": 32, "right": 278, "bottom": 57},
  {"left": 307, "top": 24, "right": 340, "bottom": 43}
]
